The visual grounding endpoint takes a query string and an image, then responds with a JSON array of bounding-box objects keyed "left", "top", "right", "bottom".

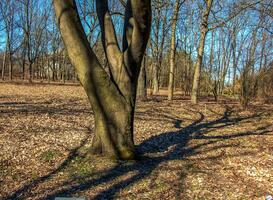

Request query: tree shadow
[
  {"left": 0, "top": 98, "right": 92, "bottom": 115},
  {"left": 2, "top": 134, "right": 91, "bottom": 200},
  {"left": 2, "top": 106, "right": 270, "bottom": 200}
]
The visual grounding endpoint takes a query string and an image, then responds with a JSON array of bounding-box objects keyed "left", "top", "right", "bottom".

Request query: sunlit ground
[{"left": 0, "top": 83, "right": 272, "bottom": 200}]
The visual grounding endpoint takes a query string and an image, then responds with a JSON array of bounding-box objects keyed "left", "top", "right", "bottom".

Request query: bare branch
[
  {"left": 96, "top": 0, "right": 122, "bottom": 69},
  {"left": 209, "top": 0, "right": 263, "bottom": 30}
]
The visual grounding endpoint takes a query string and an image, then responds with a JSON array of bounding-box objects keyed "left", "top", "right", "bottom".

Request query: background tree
[
  {"left": 168, "top": 0, "right": 184, "bottom": 100},
  {"left": 0, "top": 0, "right": 19, "bottom": 80},
  {"left": 191, "top": 0, "right": 213, "bottom": 104},
  {"left": 149, "top": 0, "right": 170, "bottom": 94},
  {"left": 0, "top": 0, "right": 272, "bottom": 108}
]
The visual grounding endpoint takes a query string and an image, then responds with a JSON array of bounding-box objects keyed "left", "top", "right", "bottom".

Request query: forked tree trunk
[{"left": 53, "top": 0, "right": 151, "bottom": 160}]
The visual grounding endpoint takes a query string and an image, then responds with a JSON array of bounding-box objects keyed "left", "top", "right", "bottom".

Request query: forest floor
[{"left": 0, "top": 82, "right": 272, "bottom": 200}]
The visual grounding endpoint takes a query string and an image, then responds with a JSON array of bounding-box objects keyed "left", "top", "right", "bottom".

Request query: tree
[
  {"left": 0, "top": 0, "right": 18, "bottom": 80},
  {"left": 18, "top": 0, "right": 49, "bottom": 82},
  {"left": 53, "top": 0, "right": 151, "bottom": 160},
  {"left": 168, "top": 0, "right": 183, "bottom": 100},
  {"left": 191, "top": 0, "right": 213, "bottom": 104},
  {"left": 150, "top": 0, "right": 170, "bottom": 95}
]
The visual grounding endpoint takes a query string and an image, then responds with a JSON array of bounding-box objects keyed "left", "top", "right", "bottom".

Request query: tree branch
[
  {"left": 123, "top": 0, "right": 152, "bottom": 70},
  {"left": 209, "top": 0, "right": 263, "bottom": 30},
  {"left": 96, "top": 0, "right": 122, "bottom": 70}
]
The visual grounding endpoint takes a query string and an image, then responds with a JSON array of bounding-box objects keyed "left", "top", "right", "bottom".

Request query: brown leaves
[{"left": 0, "top": 83, "right": 273, "bottom": 199}]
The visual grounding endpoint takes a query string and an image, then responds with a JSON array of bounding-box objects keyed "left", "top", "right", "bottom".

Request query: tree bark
[
  {"left": 191, "top": 0, "right": 213, "bottom": 104},
  {"left": 137, "top": 55, "right": 147, "bottom": 101},
  {"left": 168, "top": 0, "right": 180, "bottom": 100},
  {"left": 22, "top": 59, "right": 25, "bottom": 80},
  {"left": 8, "top": 50, "right": 13, "bottom": 81},
  {"left": 152, "top": 62, "right": 159, "bottom": 94},
  {"left": 1, "top": 48, "right": 7, "bottom": 80},
  {"left": 151, "top": 5, "right": 167, "bottom": 95},
  {"left": 29, "top": 62, "right": 33, "bottom": 83},
  {"left": 53, "top": 0, "right": 151, "bottom": 160}
]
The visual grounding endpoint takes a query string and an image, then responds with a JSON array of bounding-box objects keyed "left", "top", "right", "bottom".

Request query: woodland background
[{"left": 0, "top": 0, "right": 272, "bottom": 106}]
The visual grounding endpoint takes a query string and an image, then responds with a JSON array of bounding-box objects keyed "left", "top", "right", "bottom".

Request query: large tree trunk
[
  {"left": 191, "top": 0, "right": 213, "bottom": 104},
  {"left": 53, "top": 0, "right": 151, "bottom": 160}
]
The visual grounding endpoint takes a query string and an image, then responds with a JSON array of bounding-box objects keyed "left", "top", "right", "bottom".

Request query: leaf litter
[{"left": 0, "top": 83, "right": 272, "bottom": 200}]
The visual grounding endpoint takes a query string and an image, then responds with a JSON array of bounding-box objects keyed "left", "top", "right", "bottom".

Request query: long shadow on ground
[{"left": 3, "top": 106, "right": 270, "bottom": 200}]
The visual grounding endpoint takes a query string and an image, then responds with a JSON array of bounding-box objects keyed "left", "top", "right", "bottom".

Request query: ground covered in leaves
[{"left": 0, "top": 82, "right": 272, "bottom": 200}]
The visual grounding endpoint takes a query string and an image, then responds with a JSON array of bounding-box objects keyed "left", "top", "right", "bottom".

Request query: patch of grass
[
  {"left": 30, "top": 171, "right": 39, "bottom": 181},
  {"left": 12, "top": 173, "right": 21, "bottom": 181},
  {"left": 156, "top": 180, "right": 168, "bottom": 189},
  {"left": 39, "top": 150, "right": 63, "bottom": 163},
  {"left": 67, "top": 157, "right": 95, "bottom": 180}
]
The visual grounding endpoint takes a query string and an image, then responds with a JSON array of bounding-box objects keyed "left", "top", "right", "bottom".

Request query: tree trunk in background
[
  {"left": 1, "top": 48, "right": 7, "bottom": 80},
  {"left": 152, "top": 62, "right": 159, "bottom": 94},
  {"left": 29, "top": 63, "right": 33, "bottom": 83},
  {"left": 240, "top": 31, "right": 258, "bottom": 109},
  {"left": 191, "top": 32, "right": 207, "bottom": 104},
  {"left": 22, "top": 59, "right": 25, "bottom": 80},
  {"left": 191, "top": 0, "right": 213, "bottom": 104},
  {"left": 54, "top": 0, "right": 151, "bottom": 160},
  {"left": 256, "top": 32, "right": 267, "bottom": 98},
  {"left": 168, "top": 0, "right": 181, "bottom": 100},
  {"left": 151, "top": 5, "right": 168, "bottom": 96},
  {"left": 62, "top": 59, "right": 66, "bottom": 84},
  {"left": 8, "top": 52, "right": 13, "bottom": 80},
  {"left": 231, "top": 38, "right": 237, "bottom": 94},
  {"left": 207, "top": 31, "right": 214, "bottom": 96}
]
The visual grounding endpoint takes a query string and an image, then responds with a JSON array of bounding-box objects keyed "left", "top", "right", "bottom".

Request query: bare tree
[
  {"left": 150, "top": 0, "right": 170, "bottom": 94},
  {"left": 0, "top": 0, "right": 18, "bottom": 80},
  {"left": 18, "top": 0, "right": 49, "bottom": 82},
  {"left": 53, "top": 0, "right": 151, "bottom": 159},
  {"left": 191, "top": 0, "right": 213, "bottom": 104},
  {"left": 168, "top": 0, "right": 183, "bottom": 100}
]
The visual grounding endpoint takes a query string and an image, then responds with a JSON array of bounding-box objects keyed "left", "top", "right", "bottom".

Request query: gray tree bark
[
  {"left": 168, "top": 0, "right": 181, "bottom": 100},
  {"left": 191, "top": 0, "right": 213, "bottom": 104}
]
